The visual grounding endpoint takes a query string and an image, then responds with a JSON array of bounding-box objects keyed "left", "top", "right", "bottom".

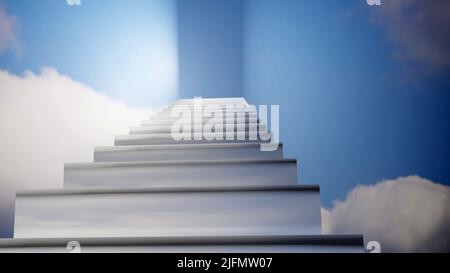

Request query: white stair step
[
  {"left": 142, "top": 117, "right": 259, "bottom": 126},
  {"left": 154, "top": 111, "right": 257, "bottom": 118},
  {"left": 143, "top": 113, "right": 258, "bottom": 125},
  {"left": 115, "top": 132, "right": 272, "bottom": 145},
  {"left": 0, "top": 235, "right": 365, "bottom": 253},
  {"left": 174, "top": 97, "right": 248, "bottom": 105},
  {"left": 64, "top": 159, "right": 297, "bottom": 189},
  {"left": 94, "top": 143, "right": 283, "bottom": 162},
  {"left": 159, "top": 106, "right": 255, "bottom": 113},
  {"left": 130, "top": 123, "right": 266, "bottom": 134},
  {"left": 157, "top": 110, "right": 256, "bottom": 119},
  {"left": 14, "top": 186, "right": 320, "bottom": 238}
]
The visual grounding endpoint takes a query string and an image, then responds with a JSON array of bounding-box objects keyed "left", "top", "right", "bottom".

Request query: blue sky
[
  {"left": 243, "top": 0, "right": 450, "bottom": 206},
  {"left": 0, "top": 0, "right": 178, "bottom": 107},
  {"left": 0, "top": 0, "right": 449, "bottom": 212}
]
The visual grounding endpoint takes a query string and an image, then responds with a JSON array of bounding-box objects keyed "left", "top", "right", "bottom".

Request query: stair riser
[
  {"left": 171, "top": 99, "right": 248, "bottom": 106},
  {"left": 155, "top": 112, "right": 257, "bottom": 118},
  {"left": 0, "top": 245, "right": 364, "bottom": 253},
  {"left": 158, "top": 107, "right": 256, "bottom": 115},
  {"left": 142, "top": 120, "right": 260, "bottom": 126},
  {"left": 142, "top": 116, "right": 258, "bottom": 126},
  {"left": 115, "top": 132, "right": 272, "bottom": 145},
  {"left": 94, "top": 145, "right": 282, "bottom": 162},
  {"left": 14, "top": 190, "right": 320, "bottom": 238},
  {"left": 131, "top": 124, "right": 266, "bottom": 134},
  {"left": 64, "top": 161, "right": 297, "bottom": 189}
]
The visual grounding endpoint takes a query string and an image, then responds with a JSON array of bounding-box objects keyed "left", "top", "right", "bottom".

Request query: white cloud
[
  {"left": 0, "top": 68, "right": 150, "bottom": 199},
  {"left": 0, "top": 3, "right": 22, "bottom": 56},
  {"left": 371, "top": 0, "right": 450, "bottom": 73},
  {"left": 322, "top": 175, "right": 450, "bottom": 252}
]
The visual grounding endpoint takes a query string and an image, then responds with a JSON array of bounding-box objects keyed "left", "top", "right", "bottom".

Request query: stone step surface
[
  {"left": 158, "top": 106, "right": 256, "bottom": 114},
  {"left": 14, "top": 186, "right": 320, "bottom": 239},
  {"left": 115, "top": 132, "right": 273, "bottom": 145},
  {"left": 64, "top": 159, "right": 297, "bottom": 189},
  {"left": 141, "top": 116, "right": 259, "bottom": 126},
  {"left": 172, "top": 97, "right": 248, "bottom": 105},
  {"left": 94, "top": 143, "right": 283, "bottom": 162},
  {"left": 0, "top": 235, "right": 365, "bottom": 253},
  {"left": 130, "top": 123, "right": 266, "bottom": 134}
]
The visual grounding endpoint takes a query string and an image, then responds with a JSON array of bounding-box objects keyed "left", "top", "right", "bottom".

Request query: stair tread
[
  {"left": 0, "top": 234, "right": 364, "bottom": 247},
  {"left": 95, "top": 142, "right": 282, "bottom": 152},
  {"left": 65, "top": 158, "right": 296, "bottom": 169},
  {"left": 17, "top": 185, "right": 318, "bottom": 196}
]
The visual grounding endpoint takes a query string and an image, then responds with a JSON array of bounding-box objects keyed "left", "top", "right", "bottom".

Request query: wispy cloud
[
  {"left": 0, "top": 3, "right": 22, "bottom": 56},
  {"left": 0, "top": 68, "right": 151, "bottom": 236},
  {"left": 370, "top": 0, "right": 450, "bottom": 75},
  {"left": 322, "top": 175, "right": 450, "bottom": 252}
]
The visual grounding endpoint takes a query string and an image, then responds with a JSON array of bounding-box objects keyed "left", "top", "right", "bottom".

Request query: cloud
[
  {"left": 0, "top": 3, "right": 22, "bottom": 56},
  {"left": 322, "top": 175, "right": 450, "bottom": 252},
  {"left": 371, "top": 0, "right": 450, "bottom": 73},
  {"left": 0, "top": 67, "right": 150, "bottom": 236}
]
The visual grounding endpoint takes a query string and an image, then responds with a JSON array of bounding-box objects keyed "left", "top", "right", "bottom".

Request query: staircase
[{"left": 0, "top": 98, "right": 364, "bottom": 253}]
